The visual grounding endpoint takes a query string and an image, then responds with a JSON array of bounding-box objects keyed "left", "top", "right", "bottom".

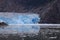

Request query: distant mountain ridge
[{"left": 0, "top": 0, "right": 53, "bottom": 12}]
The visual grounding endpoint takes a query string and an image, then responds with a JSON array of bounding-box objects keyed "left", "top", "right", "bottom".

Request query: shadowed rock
[{"left": 0, "top": 22, "right": 8, "bottom": 28}]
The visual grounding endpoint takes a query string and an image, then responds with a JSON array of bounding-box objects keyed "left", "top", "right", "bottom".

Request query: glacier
[
  {"left": 0, "top": 14, "right": 40, "bottom": 24},
  {"left": 0, "top": 13, "right": 40, "bottom": 35}
]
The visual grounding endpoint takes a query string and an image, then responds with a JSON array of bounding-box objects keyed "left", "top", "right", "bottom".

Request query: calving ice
[{"left": 0, "top": 13, "right": 40, "bottom": 35}]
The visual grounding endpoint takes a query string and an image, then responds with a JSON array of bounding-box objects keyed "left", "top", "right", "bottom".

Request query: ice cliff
[
  {"left": 0, "top": 13, "right": 40, "bottom": 34},
  {"left": 0, "top": 13, "right": 40, "bottom": 24}
]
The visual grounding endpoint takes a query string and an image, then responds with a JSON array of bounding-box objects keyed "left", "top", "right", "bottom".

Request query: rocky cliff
[{"left": 40, "top": 0, "right": 60, "bottom": 23}]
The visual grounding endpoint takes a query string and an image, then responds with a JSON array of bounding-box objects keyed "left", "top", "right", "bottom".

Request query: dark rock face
[
  {"left": 0, "top": 22, "right": 8, "bottom": 28},
  {"left": 0, "top": 0, "right": 53, "bottom": 12},
  {"left": 14, "top": 0, "right": 52, "bottom": 6},
  {"left": 0, "top": 22, "right": 8, "bottom": 26},
  {"left": 40, "top": 0, "right": 60, "bottom": 23}
]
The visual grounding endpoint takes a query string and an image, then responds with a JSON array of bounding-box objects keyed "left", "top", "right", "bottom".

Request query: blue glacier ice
[
  {"left": 0, "top": 14, "right": 40, "bottom": 24},
  {"left": 0, "top": 13, "right": 40, "bottom": 34}
]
